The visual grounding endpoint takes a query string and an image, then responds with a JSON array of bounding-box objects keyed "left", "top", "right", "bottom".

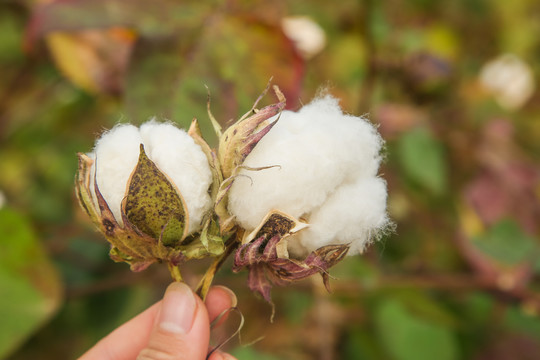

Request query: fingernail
[
  {"left": 158, "top": 282, "right": 197, "bottom": 334},
  {"left": 214, "top": 285, "right": 238, "bottom": 307}
]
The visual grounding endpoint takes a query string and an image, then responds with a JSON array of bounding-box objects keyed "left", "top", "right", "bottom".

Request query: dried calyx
[{"left": 232, "top": 211, "right": 349, "bottom": 306}]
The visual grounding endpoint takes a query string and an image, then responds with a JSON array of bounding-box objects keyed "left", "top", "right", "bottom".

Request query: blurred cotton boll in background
[
  {"left": 89, "top": 120, "right": 213, "bottom": 234},
  {"left": 228, "top": 95, "right": 391, "bottom": 257},
  {"left": 479, "top": 53, "right": 535, "bottom": 110},
  {"left": 281, "top": 16, "right": 326, "bottom": 60}
]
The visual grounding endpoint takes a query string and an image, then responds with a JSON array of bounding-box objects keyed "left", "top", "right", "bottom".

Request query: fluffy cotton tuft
[
  {"left": 228, "top": 96, "right": 390, "bottom": 256},
  {"left": 89, "top": 120, "right": 213, "bottom": 234}
]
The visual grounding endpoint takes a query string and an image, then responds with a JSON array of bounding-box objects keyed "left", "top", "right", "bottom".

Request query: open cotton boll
[
  {"left": 228, "top": 95, "right": 387, "bottom": 244},
  {"left": 90, "top": 121, "right": 213, "bottom": 233}
]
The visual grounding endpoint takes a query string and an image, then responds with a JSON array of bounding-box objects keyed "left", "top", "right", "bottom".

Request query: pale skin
[{"left": 79, "top": 283, "right": 238, "bottom": 360}]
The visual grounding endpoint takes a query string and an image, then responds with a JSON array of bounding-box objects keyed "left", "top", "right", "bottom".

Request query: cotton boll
[
  {"left": 479, "top": 54, "right": 535, "bottom": 110},
  {"left": 295, "top": 177, "right": 390, "bottom": 256},
  {"left": 139, "top": 120, "right": 213, "bottom": 232},
  {"left": 91, "top": 121, "right": 213, "bottom": 234},
  {"left": 93, "top": 124, "right": 143, "bottom": 224},
  {"left": 229, "top": 95, "right": 385, "bottom": 231}
]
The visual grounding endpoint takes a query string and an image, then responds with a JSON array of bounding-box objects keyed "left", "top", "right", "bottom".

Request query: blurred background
[{"left": 1, "top": 0, "right": 540, "bottom": 359}]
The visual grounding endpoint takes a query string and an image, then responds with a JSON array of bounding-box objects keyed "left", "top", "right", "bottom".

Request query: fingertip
[
  {"left": 205, "top": 285, "right": 237, "bottom": 325},
  {"left": 137, "top": 282, "right": 210, "bottom": 359},
  {"left": 158, "top": 282, "right": 197, "bottom": 334},
  {"left": 210, "top": 285, "right": 237, "bottom": 307}
]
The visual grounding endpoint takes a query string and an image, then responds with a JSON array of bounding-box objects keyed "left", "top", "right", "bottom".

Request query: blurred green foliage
[
  {"left": 0, "top": 209, "right": 61, "bottom": 358},
  {"left": 1, "top": 0, "right": 540, "bottom": 359}
]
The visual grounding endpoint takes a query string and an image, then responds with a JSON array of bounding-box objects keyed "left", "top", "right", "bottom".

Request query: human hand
[{"left": 79, "top": 283, "right": 238, "bottom": 360}]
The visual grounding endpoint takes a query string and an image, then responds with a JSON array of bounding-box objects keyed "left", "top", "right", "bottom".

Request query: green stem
[
  {"left": 168, "top": 262, "right": 183, "bottom": 282},
  {"left": 196, "top": 237, "right": 239, "bottom": 299}
]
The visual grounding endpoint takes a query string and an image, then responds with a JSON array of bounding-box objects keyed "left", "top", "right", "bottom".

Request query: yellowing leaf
[
  {"left": 458, "top": 202, "right": 485, "bottom": 239},
  {"left": 46, "top": 28, "right": 134, "bottom": 94}
]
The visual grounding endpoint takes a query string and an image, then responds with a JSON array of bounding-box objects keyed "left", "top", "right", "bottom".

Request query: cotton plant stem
[
  {"left": 196, "top": 236, "right": 239, "bottom": 299},
  {"left": 168, "top": 262, "right": 183, "bottom": 282}
]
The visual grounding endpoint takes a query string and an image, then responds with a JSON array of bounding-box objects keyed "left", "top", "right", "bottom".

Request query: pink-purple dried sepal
[{"left": 233, "top": 234, "right": 349, "bottom": 304}]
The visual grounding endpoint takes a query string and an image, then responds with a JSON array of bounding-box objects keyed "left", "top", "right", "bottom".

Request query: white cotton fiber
[
  {"left": 92, "top": 124, "right": 142, "bottom": 225},
  {"left": 90, "top": 121, "right": 213, "bottom": 234},
  {"left": 295, "top": 177, "right": 390, "bottom": 255},
  {"left": 228, "top": 95, "right": 389, "bottom": 255}
]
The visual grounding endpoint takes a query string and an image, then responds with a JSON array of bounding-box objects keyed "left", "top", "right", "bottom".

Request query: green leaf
[
  {"left": 343, "top": 326, "right": 382, "bottom": 360},
  {"left": 124, "top": 144, "right": 188, "bottom": 244},
  {"left": 375, "top": 299, "right": 459, "bottom": 360},
  {"left": 330, "top": 256, "right": 379, "bottom": 286},
  {"left": 398, "top": 292, "right": 459, "bottom": 328},
  {"left": 0, "top": 209, "right": 62, "bottom": 358},
  {"left": 505, "top": 305, "right": 540, "bottom": 336},
  {"left": 198, "top": 221, "right": 225, "bottom": 256},
  {"left": 0, "top": 14, "right": 24, "bottom": 64},
  {"left": 472, "top": 219, "right": 540, "bottom": 268},
  {"left": 397, "top": 127, "right": 448, "bottom": 195},
  {"left": 463, "top": 292, "right": 495, "bottom": 327},
  {"left": 283, "top": 290, "right": 313, "bottom": 324},
  {"left": 180, "top": 238, "right": 223, "bottom": 259},
  {"left": 174, "top": 217, "right": 224, "bottom": 259}
]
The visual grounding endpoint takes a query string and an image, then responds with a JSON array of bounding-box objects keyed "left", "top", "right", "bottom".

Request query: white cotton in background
[
  {"left": 281, "top": 16, "right": 327, "bottom": 60},
  {"left": 479, "top": 53, "right": 535, "bottom": 110},
  {"left": 90, "top": 121, "right": 213, "bottom": 234},
  {"left": 228, "top": 95, "right": 389, "bottom": 255}
]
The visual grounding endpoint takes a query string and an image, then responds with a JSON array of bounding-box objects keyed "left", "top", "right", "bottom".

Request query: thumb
[{"left": 138, "top": 282, "right": 210, "bottom": 360}]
